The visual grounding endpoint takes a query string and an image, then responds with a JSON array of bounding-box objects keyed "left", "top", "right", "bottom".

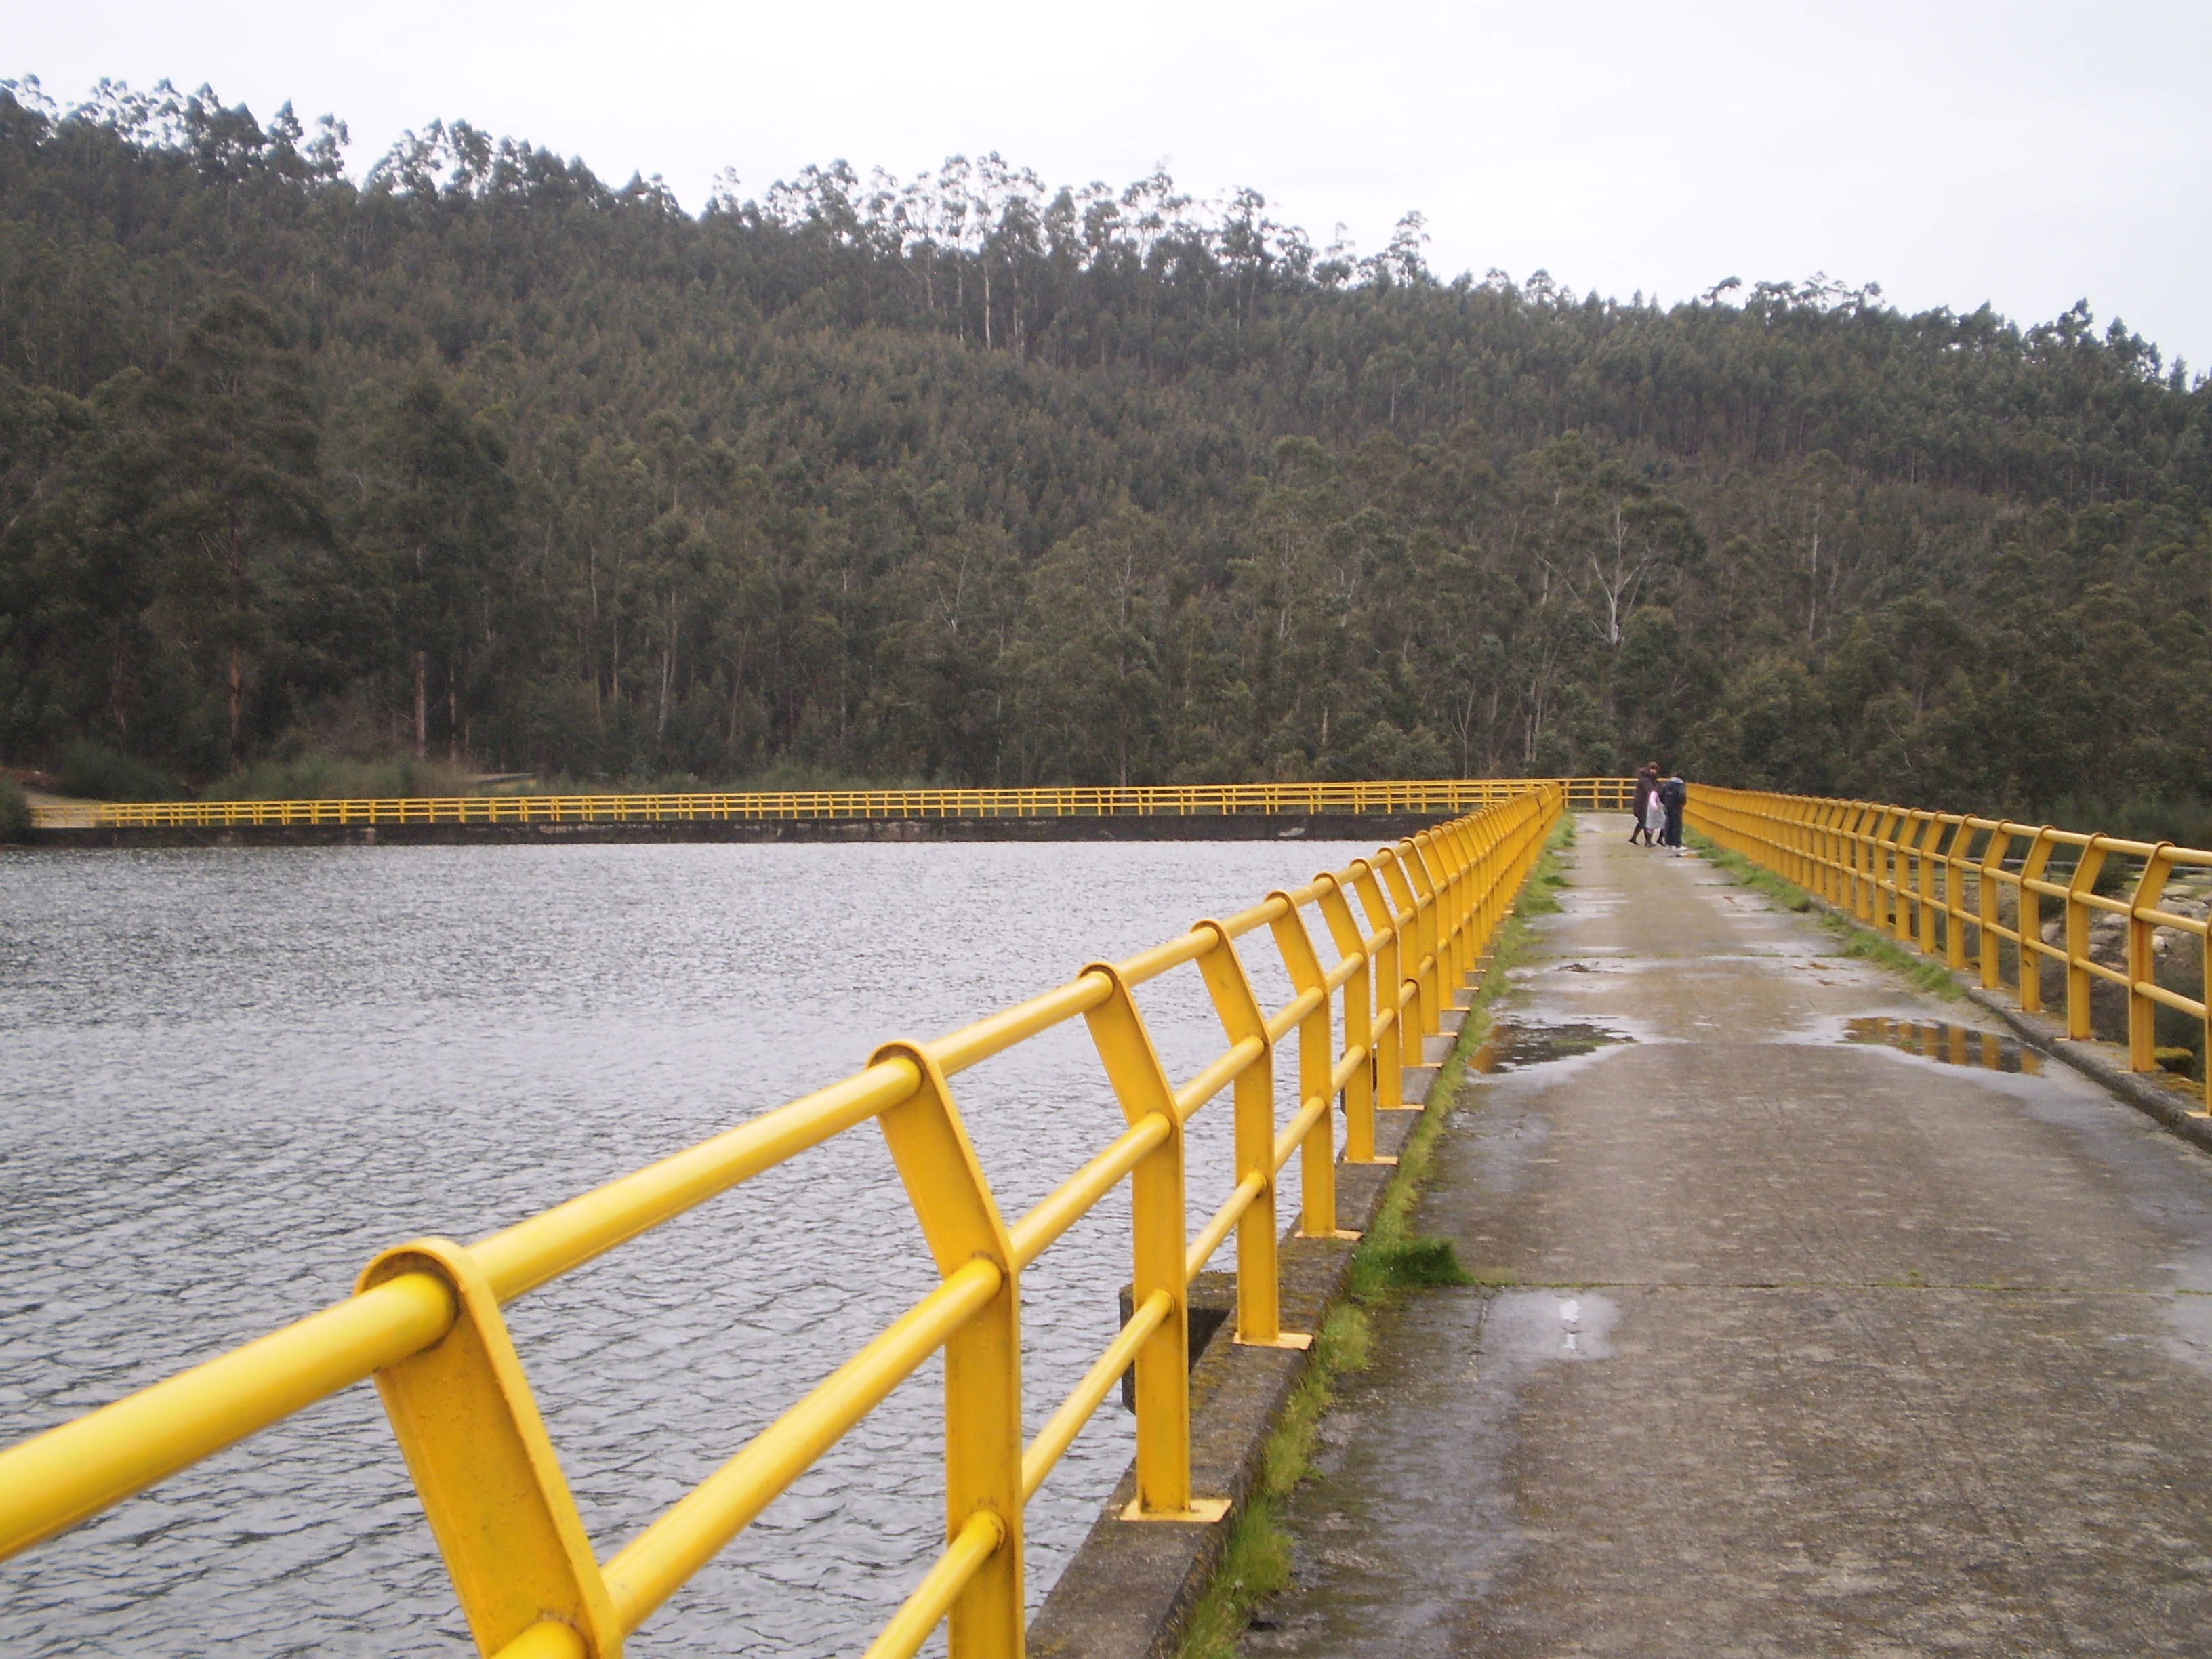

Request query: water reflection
[
  {"left": 1465, "top": 1021, "right": 1632, "bottom": 1074},
  {"left": 1842, "top": 1017, "right": 2043, "bottom": 1074},
  {"left": 0, "top": 840, "right": 1375, "bottom": 1658}
]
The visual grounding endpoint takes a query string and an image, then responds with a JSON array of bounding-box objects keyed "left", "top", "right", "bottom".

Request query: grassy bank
[{"left": 1176, "top": 815, "right": 1570, "bottom": 1658}]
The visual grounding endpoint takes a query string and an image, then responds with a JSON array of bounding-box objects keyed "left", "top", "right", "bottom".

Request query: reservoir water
[{"left": 0, "top": 838, "right": 1370, "bottom": 1657}]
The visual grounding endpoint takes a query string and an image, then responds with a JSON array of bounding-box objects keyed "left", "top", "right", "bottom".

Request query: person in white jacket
[{"left": 1630, "top": 762, "right": 1660, "bottom": 844}]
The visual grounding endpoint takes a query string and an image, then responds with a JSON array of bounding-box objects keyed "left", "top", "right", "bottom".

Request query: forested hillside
[{"left": 3, "top": 78, "right": 2208, "bottom": 820}]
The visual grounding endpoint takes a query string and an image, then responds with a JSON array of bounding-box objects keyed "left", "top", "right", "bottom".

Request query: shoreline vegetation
[
  {"left": 1, "top": 76, "right": 2207, "bottom": 837},
  {"left": 7, "top": 744, "right": 924, "bottom": 804}
]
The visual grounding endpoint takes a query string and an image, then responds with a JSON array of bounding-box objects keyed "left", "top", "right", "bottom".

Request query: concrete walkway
[{"left": 1245, "top": 817, "right": 2212, "bottom": 1658}]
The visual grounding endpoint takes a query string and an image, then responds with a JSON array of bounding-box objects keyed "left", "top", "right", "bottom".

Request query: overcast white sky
[{"left": 14, "top": 1, "right": 2211, "bottom": 372}]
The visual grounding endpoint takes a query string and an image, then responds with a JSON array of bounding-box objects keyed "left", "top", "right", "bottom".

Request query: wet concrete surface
[{"left": 1246, "top": 817, "right": 2212, "bottom": 1658}]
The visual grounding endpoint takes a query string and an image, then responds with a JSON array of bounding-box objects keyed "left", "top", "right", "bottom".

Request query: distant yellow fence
[
  {"left": 1689, "top": 787, "right": 2212, "bottom": 1111},
  {"left": 0, "top": 789, "right": 1563, "bottom": 1659},
  {"left": 29, "top": 777, "right": 1630, "bottom": 830}
]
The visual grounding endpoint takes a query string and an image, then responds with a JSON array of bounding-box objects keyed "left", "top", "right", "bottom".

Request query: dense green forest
[{"left": 2, "top": 76, "right": 2208, "bottom": 821}]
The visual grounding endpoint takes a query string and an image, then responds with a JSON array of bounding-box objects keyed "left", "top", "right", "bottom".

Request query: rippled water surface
[{"left": 0, "top": 839, "right": 1372, "bottom": 1656}]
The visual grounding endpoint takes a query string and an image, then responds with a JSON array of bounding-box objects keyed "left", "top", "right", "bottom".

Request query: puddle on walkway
[
  {"left": 1483, "top": 1289, "right": 1620, "bottom": 1364},
  {"left": 1468, "top": 1021, "right": 1633, "bottom": 1073},
  {"left": 1842, "top": 1017, "right": 2043, "bottom": 1075}
]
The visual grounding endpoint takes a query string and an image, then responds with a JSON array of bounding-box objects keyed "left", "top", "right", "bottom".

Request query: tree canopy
[{"left": 2, "top": 76, "right": 2207, "bottom": 821}]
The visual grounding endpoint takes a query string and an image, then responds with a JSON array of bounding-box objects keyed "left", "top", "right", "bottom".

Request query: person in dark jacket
[
  {"left": 1629, "top": 762, "right": 1659, "bottom": 844},
  {"left": 1658, "top": 772, "right": 1687, "bottom": 855}
]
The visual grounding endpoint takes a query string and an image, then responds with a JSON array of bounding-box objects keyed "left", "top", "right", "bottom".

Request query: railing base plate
[{"left": 1119, "top": 1497, "right": 1232, "bottom": 1524}]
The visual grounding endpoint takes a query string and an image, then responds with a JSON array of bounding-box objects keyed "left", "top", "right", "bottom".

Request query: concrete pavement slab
[{"left": 1243, "top": 817, "right": 2212, "bottom": 1658}]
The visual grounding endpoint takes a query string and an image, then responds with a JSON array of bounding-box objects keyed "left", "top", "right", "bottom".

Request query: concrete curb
[{"left": 1026, "top": 1002, "right": 1477, "bottom": 1659}]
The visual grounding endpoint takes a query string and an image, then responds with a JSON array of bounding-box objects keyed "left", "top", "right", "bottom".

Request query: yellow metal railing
[
  {"left": 1689, "top": 787, "right": 2212, "bottom": 1111},
  {"left": 0, "top": 788, "right": 1563, "bottom": 1659},
  {"left": 28, "top": 777, "right": 1630, "bottom": 830}
]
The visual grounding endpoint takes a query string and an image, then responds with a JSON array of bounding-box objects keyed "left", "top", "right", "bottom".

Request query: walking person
[
  {"left": 1658, "top": 771, "right": 1687, "bottom": 855},
  {"left": 1629, "top": 762, "right": 1659, "bottom": 844}
]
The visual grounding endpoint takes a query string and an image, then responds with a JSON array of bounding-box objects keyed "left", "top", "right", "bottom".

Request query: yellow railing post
[
  {"left": 2017, "top": 830, "right": 2059, "bottom": 1014},
  {"left": 1848, "top": 804, "right": 1875, "bottom": 920},
  {"left": 867, "top": 1041, "right": 1026, "bottom": 1656},
  {"left": 1825, "top": 802, "right": 1852, "bottom": 907},
  {"left": 1906, "top": 813, "right": 1930, "bottom": 951},
  {"left": 1448, "top": 822, "right": 1479, "bottom": 992},
  {"left": 1267, "top": 894, "right": 1344, "bottom": 1240},
  {"left": 2203, "top": 918, "right": 2212, "bottom": 1116},
  {"left": 1911, "top": 813, "right": 1936, "bottom": 950},
  {"left": 1914, "top": 813, "right": 1940, "bottom": 951},
  {"left": 1913, "top": 815, "right": 1940, "bottom": 956},
  {"left": 1978, "top": 824, "right": 2013, "bottom": 991},
  {"left": 1313, "top": 877, "right": 1379, "bottom": 1164},
  {"left": 1460, "top": 816, "right": 1496, "bottom": 979},
  {"left": 2064, "top": 838, "right": 2110, "bottom": 1040},
  {"left": 1482, "top": 802, "right": 1517, "bottom": 958},
  {"left": 1376, "top": 853, "right": 1425, "bottom": 1078},
  {"left": 1188, "top": 922, "right": 1293, "bottom": 1349},
  {"left": 1881, "top": 806, "right": 1907, "bottom": 931},
  {"left": 353, "top": 1237, "right": 621, "bottom": 1659},
  {"left": 1893, "top": 812, "right": 1920, "bottom": 945},
  {"left": 1482, "top": 805, "right": 1516, "bottom": 945},
  {"left": 1414, "top": 833, "right": 1451, "bottom": 1000},
  {"left": 2127, "top": 847, "right": 2176, "bottom": 1074},
  {"left": 1350, "top": 860, "right": 1408, "bottom": 1113},
  {"left": 1875, "top": 811, "right": 1906, "bottom": 939},
  {"left": 1078, "top": 966, "right": 1220, "bottom": 1522},
  {"left": 1837, "top": 802, "right": 1862, "bottom": 918},
  {"left": 1431, "top": 824, "right": 1472, "bottom": 998},
  {"left": 1427, "top": 829, "right": 1463, "bottom": 1008},
  {"left": 1400, "top": 838, "right": 1442, "bottom": 1037},
  {"left": 1828, "top": 798, "right": 1855, "bottom": 912},
  {"left": 1942, "top": 817, "right": 1971, "bottom": 970}
]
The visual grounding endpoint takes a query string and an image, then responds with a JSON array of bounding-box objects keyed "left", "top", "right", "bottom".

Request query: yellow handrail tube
[
  {"left": 0, "top": 1273, "right": 455, "bottom": 1559},
  {"left": 603, "top": 1258, "right": 1002, "bottom": 1633},
  {"left": 1021, "top": 1291, "right": 1173, "bottom": 1502}
]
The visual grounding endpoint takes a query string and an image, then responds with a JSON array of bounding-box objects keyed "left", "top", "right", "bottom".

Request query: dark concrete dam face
[{"left": 0, "top": 840, "right": 1381, "bottom": 1657}]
